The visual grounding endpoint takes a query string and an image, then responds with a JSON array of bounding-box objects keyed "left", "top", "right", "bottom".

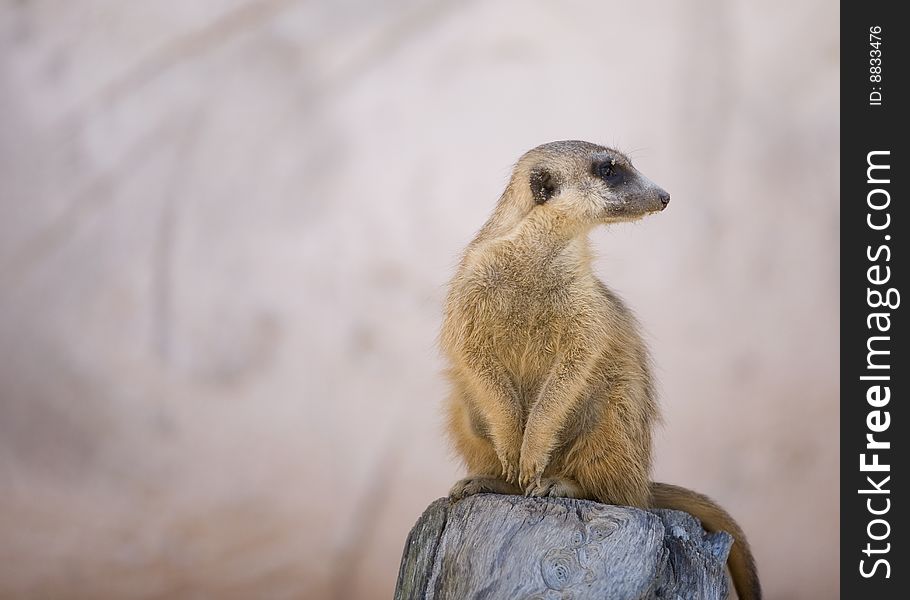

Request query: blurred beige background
[{"left": 0, "top": 1, "right": 838, "bottom": 598}]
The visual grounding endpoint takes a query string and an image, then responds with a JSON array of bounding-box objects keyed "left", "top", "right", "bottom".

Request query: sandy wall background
[{"left": 1, "top": 1, "right": 838, "bottom": 598}]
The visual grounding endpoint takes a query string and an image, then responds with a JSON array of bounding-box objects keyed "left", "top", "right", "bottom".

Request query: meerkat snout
[{"left": 658, "top": 189, "right": 670, "bottom": 207}]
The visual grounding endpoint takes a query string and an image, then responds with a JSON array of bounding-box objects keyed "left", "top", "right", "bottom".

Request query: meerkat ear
[{"left": 529, "top": 167, "right": 558, "bottom": 204}]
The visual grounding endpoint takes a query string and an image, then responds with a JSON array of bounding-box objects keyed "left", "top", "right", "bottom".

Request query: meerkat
[{"left": 441, "top": 140, "right": 761, "bottom": 600}]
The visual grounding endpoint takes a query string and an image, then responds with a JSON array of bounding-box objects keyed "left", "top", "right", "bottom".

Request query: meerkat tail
[{"left": 649, "top": 482, "right": 762, "bottom": 600}]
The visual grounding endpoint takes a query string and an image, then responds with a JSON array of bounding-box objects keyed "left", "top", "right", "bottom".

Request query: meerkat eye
[{"left": 596, "top": 160, "right": 623, "bottom": 185}]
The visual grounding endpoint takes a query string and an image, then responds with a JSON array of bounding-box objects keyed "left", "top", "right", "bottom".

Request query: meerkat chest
[{"left": 458, "top": 264, "right": 596, "bottom": 378}]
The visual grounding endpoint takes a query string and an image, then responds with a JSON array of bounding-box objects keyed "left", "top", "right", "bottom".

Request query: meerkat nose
[{"left": 658, "top": 190, "right": 670, "bottom": 208}]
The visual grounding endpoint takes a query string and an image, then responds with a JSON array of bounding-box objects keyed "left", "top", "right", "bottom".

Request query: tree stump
[{"left": 395, "top": 494, "right": 732, "bottom": 600}]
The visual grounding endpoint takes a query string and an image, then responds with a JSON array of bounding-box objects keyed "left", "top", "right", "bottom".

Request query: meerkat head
[{"left": 511, "top": 140, "right": 670, "bottom": 228}]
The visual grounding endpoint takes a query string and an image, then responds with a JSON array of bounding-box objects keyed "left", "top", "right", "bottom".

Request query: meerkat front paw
[
  {"left": 449, "top": 476, "right": 521, "bottom": 499},
  {"left": 526, "top": 477, "right": 583, "bottom": 499},
  {"left": 495, "top": 445, "right": 520, "bottom": 484},
  {"left": 518, "top": 441, "right": 551, "bottom": 490}
]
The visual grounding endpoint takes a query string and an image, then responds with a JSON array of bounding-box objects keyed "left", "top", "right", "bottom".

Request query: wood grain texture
[{"left": 395, "top": 494, "right": 732, "bottom": 600}]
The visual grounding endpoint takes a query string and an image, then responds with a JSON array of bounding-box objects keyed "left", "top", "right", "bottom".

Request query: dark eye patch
[{"left": 594, "top": 158, "right": 624, "bottom": 185}]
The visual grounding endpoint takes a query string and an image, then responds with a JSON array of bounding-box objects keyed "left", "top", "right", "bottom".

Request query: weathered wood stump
[{"left": 395, "top": 494, "right": 732, "bottom": 600}]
